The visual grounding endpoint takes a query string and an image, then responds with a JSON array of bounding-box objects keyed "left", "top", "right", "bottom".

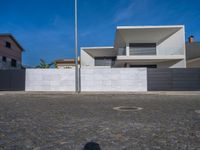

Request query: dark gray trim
[
  {"left": 129, "top": 43, "right": 156, "bottom": 55},
  {"left": 0, "top": 70, "right": 25, "bottom": 91},
  {"left": 147, "top": 69, "right": 200, "bottom": 91},
  {"left": 95, "top": 57, "right": 116, "bottom": 66}
]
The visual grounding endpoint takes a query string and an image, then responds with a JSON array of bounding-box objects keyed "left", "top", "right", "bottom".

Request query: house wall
[
  {"left": 0, "top": 56, "right": 22, "bottom": 69},
  {"left": 81, "top": 49, "right": 95, "bottom": 67},
  {"left": 0, "top": 36, "right": 22, "bottom": 69},
  {"left": 156, "top": 28, "right": 186, "bottom": 68},
  {"left": 124, "top": 28, "right": 186, "bottom": 68},
  {"left": 115, "top": 30, "right": 126, "bottom": 54},
  {"left": 81, "top": 68, "right": 147, "bottom": 92},
  {"left": 157, "top": 59, "right": 186, "bottom": 68},
  {"left": 0, "top": 36, "right": 22, "bottom": 61},
  {"left": 25, "top": 69, "right": 75, "bottom": 91},
  {"left": 187, "top": 59, "right": 200, "bottom": 68},
  {"left": 157, "top": 28, "right": 185, "bottom": 55}
]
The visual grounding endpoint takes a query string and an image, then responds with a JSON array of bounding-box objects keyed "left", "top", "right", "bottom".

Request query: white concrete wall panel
[
  {"left": 157, "top": 59, "right": 186, "bottom": 68},
  {"left": 25, "top": 69, "right": 75, "bottom": 91},
  {"left": 81, "top": 68, "right": 147, "bottom": 92},
  {"left": 81, "top": 50, "right": 95, "bottom": 67},
  {"left": 157, "top": 28, "right": 185, "bottom": 56},
  {"left": 156, "top": 28, "right": 186, "bottom": 68}
]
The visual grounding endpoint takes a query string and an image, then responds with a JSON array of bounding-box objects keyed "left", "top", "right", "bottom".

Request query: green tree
[{"left": 36, "top": 59, "right": 54, "bottom": 68}]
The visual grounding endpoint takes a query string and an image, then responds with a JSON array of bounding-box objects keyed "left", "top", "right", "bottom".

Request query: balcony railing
[
  {"left": 118, "top": 48, "right": 126, "bottom": 55},
  {"left": 129, "top": 47, "right": 156, "bottom": 55}
]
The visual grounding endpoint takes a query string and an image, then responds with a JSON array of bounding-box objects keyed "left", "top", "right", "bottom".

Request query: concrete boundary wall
[
  {"left": 81, "top": 68, "right": 147, "bottom": 92},
  {"left": 23, "top": 68, "right": 200, "bottom": 92},
  {"left": 25, "top": 69, "right": 75, "bottom": 91}
]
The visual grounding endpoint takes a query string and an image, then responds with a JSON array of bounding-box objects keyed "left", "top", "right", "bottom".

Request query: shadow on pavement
[{"left": 83, "top": 142, "right": 101, "bottom": 150}]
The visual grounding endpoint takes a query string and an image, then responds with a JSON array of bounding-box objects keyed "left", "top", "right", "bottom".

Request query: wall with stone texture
[
  {"left": 81, "top": 68, "right": 147, "bottom": 92},
  {"left": 25, "top": 69, "right": 75, "bottom": 91},
  {"left": 10, "top": 68, "right": 200, "bottom": 92},
  {"left": 25, "top": 68, "right": 148, "bottom": 92}
]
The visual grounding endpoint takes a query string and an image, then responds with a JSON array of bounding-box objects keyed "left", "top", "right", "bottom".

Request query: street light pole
[{"left": 74, "top": 0, "right": 79, "bottom": 93}]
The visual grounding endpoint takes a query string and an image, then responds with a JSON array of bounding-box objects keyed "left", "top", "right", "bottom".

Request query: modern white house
[{"left": 81, "top": 25, "right": 186, "bottom": 68}]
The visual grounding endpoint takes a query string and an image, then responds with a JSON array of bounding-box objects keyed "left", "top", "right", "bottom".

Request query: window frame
[
  {"left": 2, "top": 56, "right": 7, "bottom": 62},
  {"left": 95, "top": 57, "right": 116, "bottom": 66},
  {"left": 5, "top": 41, "right": 11, "bottom": 49},
  {"left": 11, "top": 59, "right": 17, "bottom": 67},
  {"left": 129, "top": 43, "right": 157, "bottom": 55}
]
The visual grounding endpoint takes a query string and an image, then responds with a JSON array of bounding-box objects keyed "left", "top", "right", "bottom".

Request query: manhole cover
[
  {"left": 113, "top": 106, "right": 143, "bottom": 112},
  {"left": 195, "top": 110, "right": 200, "bottom": 114}
]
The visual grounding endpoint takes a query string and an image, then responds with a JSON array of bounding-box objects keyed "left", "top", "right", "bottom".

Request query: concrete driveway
[{"left": 0, "top": 92, "right": 200, "bottom": 149}]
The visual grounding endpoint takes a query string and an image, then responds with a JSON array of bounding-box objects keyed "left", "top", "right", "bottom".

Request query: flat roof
[
  {"left": 81, "top": 25, "right": 185, "bottom": 54},
  {"left": 81, "top": 46, "right": 114, "bottom": 50},
  {"left": 116, "top": 25, "right": 184, "bottom": 30},
  {"left": 81, "top": 47, "right": 116, "bottom": 57},
  {"left": 115, "top": 25, "right": 184, "bottom": 49}
]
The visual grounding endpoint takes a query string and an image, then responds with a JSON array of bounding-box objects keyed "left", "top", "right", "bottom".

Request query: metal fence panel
[
  {"left": 147, "top": 69, "right": 200, "bottom": 91},
  {"left": 0, "top": 70, "right": 25, "bottom": 91}
]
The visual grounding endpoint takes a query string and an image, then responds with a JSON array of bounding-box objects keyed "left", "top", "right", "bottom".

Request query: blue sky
[{"left": 0, "top": 0, "right": 200, "bottom": 67}]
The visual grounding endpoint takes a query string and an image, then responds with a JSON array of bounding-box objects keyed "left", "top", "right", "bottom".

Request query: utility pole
[{"left": 74, "top": 0, "right": 79, "bottom": 93}]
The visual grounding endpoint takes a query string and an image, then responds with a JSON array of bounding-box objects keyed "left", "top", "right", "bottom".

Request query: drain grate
[{"left": 113, "top": 106, "right": 143, "bottom": 112}]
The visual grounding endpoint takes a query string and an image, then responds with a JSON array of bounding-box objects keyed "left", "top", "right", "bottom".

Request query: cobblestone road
[{"left": 0, "top": 93, "right": 200, "bottom": 150}]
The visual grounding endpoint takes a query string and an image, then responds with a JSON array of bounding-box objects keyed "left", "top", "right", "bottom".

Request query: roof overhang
[
  {"left": 115, "top": 55, "right": 185, "bottom": 65},
  {"left": 115, "top": 25, "right": 184, "bottom": 49},
  {"left": 81, "top": 47, "right": 116, "bottom": 57},
  {"left": 0, "top": 34, "right": 25, "bottom": 51}
]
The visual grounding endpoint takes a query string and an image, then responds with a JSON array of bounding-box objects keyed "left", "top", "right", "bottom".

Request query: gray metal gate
[
  {"left": 0, "top": 70, "right": 25, "bottom": 91},
  {"left": 147, "top": 69, "right": 200, "bottom": 91}
]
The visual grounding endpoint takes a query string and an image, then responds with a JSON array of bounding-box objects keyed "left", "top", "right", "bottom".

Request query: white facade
[{"left": 81, "top": 25, "right": 186, "bottom": 68}]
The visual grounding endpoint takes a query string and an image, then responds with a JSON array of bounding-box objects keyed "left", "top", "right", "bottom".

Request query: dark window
[
  {"left": 11, "top": 59, "right": 17, "bottom": 67},
  {"left": 129, "top": 43, "right": 156, "bottom": 55},
  {"left": 95, "top": 57, "right": 116, "bottom": 66},
  {"left": 5, "top": 41, "right": 11, "bottom": 48},
  {"left": 2, "top": 56, "right": 7, "bottom": 62}
]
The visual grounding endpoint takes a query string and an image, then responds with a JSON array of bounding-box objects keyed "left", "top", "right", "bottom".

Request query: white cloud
[{"left": 113, "top": 1, "right": 136, "bottom": 23}]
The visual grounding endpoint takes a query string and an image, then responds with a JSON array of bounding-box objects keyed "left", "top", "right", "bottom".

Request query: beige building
[
  {"left": 55, "top": 58, "right": 80, "bottom": 69},
  {"left": 0, "top": 34, "right": 24, "bottom": 69}
]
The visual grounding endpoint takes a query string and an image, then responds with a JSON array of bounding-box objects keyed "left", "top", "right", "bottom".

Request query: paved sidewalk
[
  {"left": 0, "top": 93, "right": 200, "bottom": 149},
  {"left": 1, "top": 91, "right": 200, "bottom": 96}
]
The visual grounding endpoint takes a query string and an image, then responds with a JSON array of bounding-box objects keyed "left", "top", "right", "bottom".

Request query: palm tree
[{"left": 36, "top": 59, "right": 54, "bottom": 68}]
